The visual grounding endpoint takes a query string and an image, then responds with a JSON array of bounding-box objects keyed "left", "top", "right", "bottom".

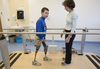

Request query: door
[{"left": 0, "top": 16, "right": 3, "bottom": 38}]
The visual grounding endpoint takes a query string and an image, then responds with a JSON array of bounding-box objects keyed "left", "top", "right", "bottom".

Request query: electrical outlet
[
  {"left": 31, "top": 20, "right": 34, "bottom": 23},
  {"left": 8, "top": 19, "right": 10, "bottom": 21}
]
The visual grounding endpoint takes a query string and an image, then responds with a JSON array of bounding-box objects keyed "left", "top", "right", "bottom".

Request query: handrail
[
  {"left": 3, "top": 28, "right": 100, "bottom": 30},
  {"left": 0, "top": 32, "right": 100, "bottom": 35}
]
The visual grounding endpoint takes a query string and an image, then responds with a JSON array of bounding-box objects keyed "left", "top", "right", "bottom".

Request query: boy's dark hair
[
  {"left": 41, "top": 7, "right": 49, "bottom": 13},
  {"left": 62, "top": 0, "right": 75, "bottom": 10}
]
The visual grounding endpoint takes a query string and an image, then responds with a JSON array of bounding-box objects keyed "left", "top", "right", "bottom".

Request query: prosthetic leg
[
  {"left": 42, "top": 42, "right": 48, "bottom": 57},
  {"left": 32, "top": 36, "right": 52, "bottom": 66},
  {"left": 42, "top": 42, "right": 52, "bottom": 61},
  {"left": 32, "top": 46, "right": 41, "bottom": 66}
]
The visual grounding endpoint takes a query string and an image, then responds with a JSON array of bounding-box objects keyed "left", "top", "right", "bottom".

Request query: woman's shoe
[{"left": 61, "top": 62, "right": 70, "bottom": 66}]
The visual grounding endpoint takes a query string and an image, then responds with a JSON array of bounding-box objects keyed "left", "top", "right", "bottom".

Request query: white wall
[
  {"left": 24, "top": 0, "right": 100, "bottom": 42},
  {"left": 0, "top": 0, "right": 11, "bottom": 29},
  {"left": 0, "top": 0, "right": 6, "bottom": 29},
  {"left": 0, "top": 0, "right": 11, "bottom": 40}
]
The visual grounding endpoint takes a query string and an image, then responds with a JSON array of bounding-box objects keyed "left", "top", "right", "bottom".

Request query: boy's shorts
[{"left": 35, "top": 35, "right": 43, "bottom": 46}]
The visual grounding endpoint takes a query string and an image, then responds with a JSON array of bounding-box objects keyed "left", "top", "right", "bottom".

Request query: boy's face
[{"left": 41, "top": 10, "right": 49, "bottom": 18}]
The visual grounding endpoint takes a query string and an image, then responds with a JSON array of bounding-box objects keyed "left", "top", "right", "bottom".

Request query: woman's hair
[{"left": 62, "top": 0, "right": 75, "bottom": 10}]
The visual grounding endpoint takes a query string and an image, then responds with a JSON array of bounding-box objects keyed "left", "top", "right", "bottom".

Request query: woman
[{"left": 61, "top": 0, "right": 78, "bottom": 66}]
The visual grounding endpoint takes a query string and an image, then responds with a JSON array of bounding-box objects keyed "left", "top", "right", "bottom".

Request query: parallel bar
[
  {"left": 0, "top": 32, "right": 100, "bottom": 35},
  {"left": 22, "top": 33, "right": 27, "bottom": 54},
  {"left": 81, "top": 29, "right": 86, "bottom": 55},
  {"left": 3, "top": 28, "right": 100, "bottom": 30},
  {"left": 91, "top": 55, "right": 100, "bottom": 64},
  {"left": 0, "top": 39, "right": 10, "bottom": 69},
  {"left": 86, "top": 55, "right": 100, "bottom": 69},
  {"left": 3, "top": 28, "right": 82, "bottom": 30}
]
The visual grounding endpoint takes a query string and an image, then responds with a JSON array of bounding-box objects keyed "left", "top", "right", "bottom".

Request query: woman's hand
[
  {"left": 61, "top": 29, "right": 65, "bottom": 38},
  {"left": 65, "top": 37, "right": 70, "bottom": 43},
  {"left": 61, "top": 34, "right": 63, "bottom": 38},
  {"left": 43, "top": 39, "right": 46, "bottom": 42}
]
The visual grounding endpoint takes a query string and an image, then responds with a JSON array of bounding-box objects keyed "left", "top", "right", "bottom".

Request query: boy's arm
[{"left": 37, "top": 20, "right": 43, "bottom": 40}]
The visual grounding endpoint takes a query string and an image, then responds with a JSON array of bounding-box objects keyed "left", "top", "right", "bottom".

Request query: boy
[{"left": 32, "top": 7, "right": 52, "bottom": 66}]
